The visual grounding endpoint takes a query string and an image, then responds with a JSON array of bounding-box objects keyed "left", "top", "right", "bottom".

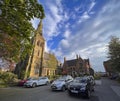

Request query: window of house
[{"left": 34, "top": 64, "right": 39, "bottom": 75}]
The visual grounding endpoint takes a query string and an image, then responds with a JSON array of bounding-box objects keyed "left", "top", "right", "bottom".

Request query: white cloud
[
  {"left": 65, "top": 23, "right": 70, "bottom": 29},
  {"left": 53, "top": 49, "right": 63, "bottom": 57},
  {"left": 78, "top": 12, "right": 90, "bottom": 23},
  {"left": 49, "top": 4, "right": 62, "bottom": 22},
  {"left": 32, "top": 0, "right": 64, "bottom": 41},
  {"left": 63, "top": 30, "right": 71, "bottom": 39},
  {"left": 81, "top": 12, "right": 90, "bottom": 20},
  {"left": 60, "top": 39, "right": 70, "bottom": 49},
  {"left": 93, "top": 20, "right": 102, "bottom": 28},
  {"left": 34, "top": 0, "right": 120, "bottom": 72},
  {"left": 31, "top": 18, "right": 40, "bottom": 29},
  {"left": 53, "top": 0, "right": 120, "bottom": 72},
  {"left": 43, "top": 14, "right": 59, "bottom": 38},
  {"left": 44, "top": 42, "right": 50, "bottom": 52},
  {"left": 88, "top": 1, "right": 96, "bottom": 12}
]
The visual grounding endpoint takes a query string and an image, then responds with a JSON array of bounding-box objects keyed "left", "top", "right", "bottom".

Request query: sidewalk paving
[{"left": 111, "top": 86, "right": 120, "bottom": 98}]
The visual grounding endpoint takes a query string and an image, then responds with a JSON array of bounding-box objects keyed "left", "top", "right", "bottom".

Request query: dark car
[
  {"left": 67, "top": 76, "right": 94, "bottom": 98},
  {"left": 18, "top": 79, "right": 28, "bottom": 86},
  {"left": 87, "top": 75, "right": 95, "bottom": 87},
  {"left": 110, "top": 74, "right": 119, "bottom": 80}
]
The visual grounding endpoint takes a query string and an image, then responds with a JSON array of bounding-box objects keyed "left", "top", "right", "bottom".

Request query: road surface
[{"left": 0, "top": 77, "right": 120, "bottom": 101}]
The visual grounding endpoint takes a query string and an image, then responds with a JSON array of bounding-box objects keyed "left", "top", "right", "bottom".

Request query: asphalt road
[{"left": 0, "top": 78, "right": 120, "bottom": 101}]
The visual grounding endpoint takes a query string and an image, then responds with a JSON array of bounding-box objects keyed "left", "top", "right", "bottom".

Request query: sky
[{"left": 31, "top": 0, "right": 120, "bottom": 72}]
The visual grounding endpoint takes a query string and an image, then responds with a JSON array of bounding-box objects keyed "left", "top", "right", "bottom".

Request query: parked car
[
  {"left": 87, "top": 75, "right": 95, "bottom": 87},
  {"left": 18, "top": 78, "right": 31, "bottom": 86},
  {"left": 67, "top": 76, "right": 95, "bottom": 98},
  {"left": 51, "top": 75, "right": 73, "bottom": 91},
  {"left": 109, "top": 73, "right": 119, "bottom": 80},
  {"left": 38, "top": 77, "right": 50, "bottom": 85},
  {"left": 24, "top": 77, "right": 50, "bottom": 88}
]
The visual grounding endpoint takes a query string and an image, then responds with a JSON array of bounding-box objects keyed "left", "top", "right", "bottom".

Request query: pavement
[
  {"left": 0, "top": 78, "right": 120, "bottom": 101},
  {"left": 111, "top": 86, "right": 120, "bottom": 98},
  {"left": 95, "top": 79, "right": 120, "bottom": 100}
]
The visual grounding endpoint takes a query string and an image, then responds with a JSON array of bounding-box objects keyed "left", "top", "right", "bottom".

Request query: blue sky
[{"left": 31, "top": 0, "right": 120, "bottom": 72}]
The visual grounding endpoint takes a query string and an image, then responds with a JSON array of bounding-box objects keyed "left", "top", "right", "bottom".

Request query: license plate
[{"left": 71, "top": 90, "right": 78, "bottom": 93}]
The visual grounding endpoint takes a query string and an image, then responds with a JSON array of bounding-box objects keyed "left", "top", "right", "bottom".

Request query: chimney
[
  {"left": 64, "top": 57, "right": 66, "bottom": 62},
  {"left": 76, "top": 54, "right": 78, "bottom": 59}
]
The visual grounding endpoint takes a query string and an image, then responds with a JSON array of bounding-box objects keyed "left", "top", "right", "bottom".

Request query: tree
[
  {"left": 0, "top": 0, "right": 45, "bottom": 62},
  {"left": 108, "top": 36, "right": 120, "bottom": 72}
]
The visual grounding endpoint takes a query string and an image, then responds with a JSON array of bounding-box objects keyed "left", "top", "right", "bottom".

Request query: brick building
[
  {"left": 62, "top": 55, "right": 92, "bottom": 77},
  {"left": 103, "top": 60, "right": 113, "bottom": 76}
]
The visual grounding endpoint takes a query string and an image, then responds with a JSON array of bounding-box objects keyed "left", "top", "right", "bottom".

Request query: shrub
[
  {"left": 94, "top": 74, "right": 101, "bottom": 80},
  {"left": 0, "top": 71, "right": 18, "bottom": 87}
]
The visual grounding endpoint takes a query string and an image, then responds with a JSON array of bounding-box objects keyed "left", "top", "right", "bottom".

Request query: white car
[
  {"left": 51, "top": 75, "right": 73, "bottom": 91},
  {"left": 24, "top": 77, "right": 50, "bottom": 88}
]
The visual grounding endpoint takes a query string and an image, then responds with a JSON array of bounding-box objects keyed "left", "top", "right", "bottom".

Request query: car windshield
[
  {"left": 57, "top": 79, "right": 65, "bottom": 81},
  {"left": 39, "top": 77, "right": 47, "bottom": 80},
  {"left": 59, "top": 76, "right": 67, "bottom": 80},
  {"left": 80, "top": 79, "right": 87, "bottom": 83},
  {"left": 74, "top": 77, "right": 82, "bottom": 80},
  {"left": 73, "top": 78, "right": 87, "bottom": 83}
]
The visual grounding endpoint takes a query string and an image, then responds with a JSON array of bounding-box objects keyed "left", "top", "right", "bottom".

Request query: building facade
[
  {"left": 103, "top": 60, "right": 113, "bottom": 76},
  {"left": 15, "top": 20, "right": 59, "bottom": 79},
  {"left": 62, "top": 55, "right": 91, "bottom": 77},
  {"left": 41, "top": 52, "right": 58, "bottom": 77}
]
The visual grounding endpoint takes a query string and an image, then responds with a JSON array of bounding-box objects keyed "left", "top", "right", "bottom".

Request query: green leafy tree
[
  {"left": 108, "top": 36, "right": 120, "bottom": 72},
  {"left": 0, "top": 0, "right": 45, "bottom": 62}
]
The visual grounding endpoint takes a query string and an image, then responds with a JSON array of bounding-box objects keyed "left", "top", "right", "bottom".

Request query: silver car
[
  {"left": 24, "top": 77, "right": 50, "bottom": 88},
  {"left": 51, "top": 75, "right": 73, "bottom": 91}
]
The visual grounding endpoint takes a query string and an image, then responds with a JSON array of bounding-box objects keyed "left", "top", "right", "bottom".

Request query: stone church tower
[{"left": 25, "top": 20, "right": 45, "bottom": 78}]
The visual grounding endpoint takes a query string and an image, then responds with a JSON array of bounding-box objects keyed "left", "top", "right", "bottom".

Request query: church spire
[{"left": 37, "top": 19, "right": 43, "bottom": 35}]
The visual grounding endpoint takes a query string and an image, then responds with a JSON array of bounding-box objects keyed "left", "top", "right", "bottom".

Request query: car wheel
[
  {"left": 32, "top": 83, "right": 36, "bottom": 88},
  {"left": 86, "top": 90, "right": 91, "bottom": 99},
  {"left": 62, "top": 86, "right": 66, "bottom": 91}
]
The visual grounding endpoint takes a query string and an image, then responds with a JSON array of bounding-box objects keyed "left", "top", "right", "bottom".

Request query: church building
[{"left": 25, "top": 20, "right": 45, "bottom": 78}]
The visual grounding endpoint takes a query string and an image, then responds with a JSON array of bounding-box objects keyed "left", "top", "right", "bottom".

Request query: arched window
[
  {"left": 38, "top": 50, "right": 40, "bottom": 56},
  {"left": 37, "top": 40, "right": 40, "bottom": 46}
]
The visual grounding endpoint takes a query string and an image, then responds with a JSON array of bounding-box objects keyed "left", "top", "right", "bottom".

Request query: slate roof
[{"left": 66, "top": 59, "right": 77, "bottom": 67}]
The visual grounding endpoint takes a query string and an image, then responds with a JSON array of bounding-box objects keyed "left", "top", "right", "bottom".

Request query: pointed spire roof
[{"left": 36, "top": 19, "right": 43, "bottom": 35}]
